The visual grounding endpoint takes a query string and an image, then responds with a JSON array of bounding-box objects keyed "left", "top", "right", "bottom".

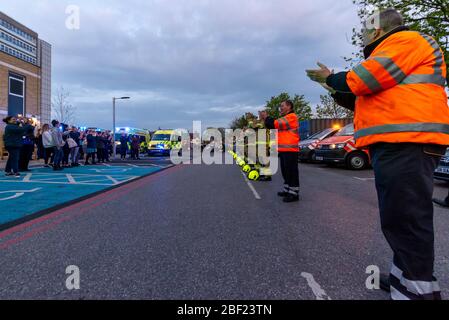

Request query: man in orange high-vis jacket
[
  {"left": 307, "top": 8, "right": 449, "bottom": 300},
  {"left": 261, "top": 100, "right": 300, "bottom": 203}
]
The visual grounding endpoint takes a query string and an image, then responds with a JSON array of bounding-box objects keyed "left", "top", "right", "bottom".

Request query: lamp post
[{"left": 112, "top": 96, "right": 130, "bottom": 159}]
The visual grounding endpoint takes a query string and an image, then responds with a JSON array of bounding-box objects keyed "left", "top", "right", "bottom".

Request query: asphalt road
[{"left": 0, "top": 156, "right": 449, "bottom": 300}]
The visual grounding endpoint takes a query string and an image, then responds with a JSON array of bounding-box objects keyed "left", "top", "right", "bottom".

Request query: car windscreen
[
  {"left": 152, "top": 134, "right": 171, "bottom": 141},
  {"left": 335, "top": 124, "right": 354, "bottom": 137}
]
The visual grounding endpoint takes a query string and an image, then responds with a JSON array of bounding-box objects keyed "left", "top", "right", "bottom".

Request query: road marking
[
  {"left": 240, "top": 171, "right": 261, "bottom": 200},
  {"left": 67, "top": 174, "right": 76, "bottom": 184},
  {"left": 105, "top": 175, "right": 120, "bottom": 185},
  {"left": 23, "top": 173, "right": 32, "bottom": 182},
  {"left": 0, "top": 188, "right": 42, "bottom": 201},
  {"left": 354, "top": 177, "right": 375, "bottom": 181},
  {"left": 301, "top": 272, "right": 332, "bottom": 300}
]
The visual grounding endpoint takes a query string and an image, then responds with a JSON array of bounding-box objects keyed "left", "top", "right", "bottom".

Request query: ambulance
[{"left": 147, "top": 130, "right": 183, "bottom": 156}]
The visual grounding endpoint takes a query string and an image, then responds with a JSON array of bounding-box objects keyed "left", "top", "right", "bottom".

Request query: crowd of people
[{"left": 2, "top": 117, "right": 146, "bottom": 176}]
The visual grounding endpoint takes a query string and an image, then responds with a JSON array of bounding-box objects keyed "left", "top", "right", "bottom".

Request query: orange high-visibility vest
[
  {"left": 274, "top": 113, "right": 300, "bottom": 152},
  {"left": 346, "top": 31, "right": 449, "bottom": 148}
]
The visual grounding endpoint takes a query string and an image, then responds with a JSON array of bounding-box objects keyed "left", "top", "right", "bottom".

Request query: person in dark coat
[
  {"left": 85, "top": 130, "right": 98, "bottom": 165},
  {"left": 19, "top": 118, "right": 35, "bottom": 172},
  {"left": 119, "top": 133, "right": 129, "bottom": 160},
  {"left": 2, "top": 116, "right": 34, "bottom": 177}
]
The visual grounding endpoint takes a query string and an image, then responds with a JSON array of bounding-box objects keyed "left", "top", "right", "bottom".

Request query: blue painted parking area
[{"left": 0, "top": 164, "right": 170, "bottom": 228}]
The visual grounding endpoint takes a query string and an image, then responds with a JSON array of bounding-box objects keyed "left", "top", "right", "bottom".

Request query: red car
[{"left": 314, "top": 124, "right": 371, "bottom": 170}]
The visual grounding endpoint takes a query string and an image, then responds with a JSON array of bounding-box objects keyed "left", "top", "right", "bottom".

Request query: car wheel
[
  {"left": 309, "top": 151, "right": 316, "bottom": 163},
  {"left": 346, "top": 152, "right": 368, "bottom": 170}
]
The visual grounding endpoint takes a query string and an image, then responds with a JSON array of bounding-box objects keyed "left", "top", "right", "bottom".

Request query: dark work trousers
[
  {"left": 5, "top": 147, "right": 21, "bottom": 174},
  {"left": 19, "top": 144, "right": 34, "bottom": 171},
  {"left": 369, "top": 143, "right": 443, "bottom": 300},
  {"left": 44, "top": 147, "right": 54, "bottom": 165},
  {"left": 279, "top": 152, "right": 300, "bottom": 196}
]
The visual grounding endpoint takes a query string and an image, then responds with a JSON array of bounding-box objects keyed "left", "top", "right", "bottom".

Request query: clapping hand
[{"left": 306, "top": 62, "right": 333, "bottom": 83}]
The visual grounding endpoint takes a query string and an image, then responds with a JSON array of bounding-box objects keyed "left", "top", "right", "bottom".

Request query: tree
[
  {"left": 349, "top": 0, "right": 449, "bottom": 86},
  {"left": 316, "top": 94, "right": 354, "bottom": 119},
  {"left": 229, "top": 115, "right": 248, "bottom": 129},
  {"left": 265, "top": 93, "right": 313, "bottom": 120},
  {"left": 52, "top": 86, "right": 76, "bottom": 125}
]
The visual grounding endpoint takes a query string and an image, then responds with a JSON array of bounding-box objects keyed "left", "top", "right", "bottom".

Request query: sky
[{"left": 1, "top": 0, "right": 361, "bottom": 131}]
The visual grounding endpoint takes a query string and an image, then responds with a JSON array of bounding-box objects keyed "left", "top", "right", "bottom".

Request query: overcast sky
[{"left": 2, "top": 0, "right": 361, "bottom": 130}]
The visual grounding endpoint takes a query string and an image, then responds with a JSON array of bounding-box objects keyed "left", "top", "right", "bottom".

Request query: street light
[{"left": 112, "top": 96, "right": 131, "bottom": 159}]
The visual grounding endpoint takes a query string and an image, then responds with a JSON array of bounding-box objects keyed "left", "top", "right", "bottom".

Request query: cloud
[{"left": 1, "top": 0, "right": 360, "bottom": 129}]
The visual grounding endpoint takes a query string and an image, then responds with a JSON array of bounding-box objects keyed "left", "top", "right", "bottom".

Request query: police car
[{"left": 434, "top": 148, "right": 449, "bottom": 181}]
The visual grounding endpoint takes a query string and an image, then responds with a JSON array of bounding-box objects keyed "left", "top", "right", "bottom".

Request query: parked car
[
  {"left": 314, "top": 124, "right": 370, "bottom": 170},
  {"left": 434, "top": 148, "right": 449, "bottom": 181},
  {"left": 299, "top": 127, "right": 340, "bottom": 162}
]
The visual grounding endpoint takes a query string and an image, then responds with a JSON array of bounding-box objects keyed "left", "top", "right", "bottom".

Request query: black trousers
[
  {"left": 370, "top": 143, "right": 443, "bottom": 300},
  {"left": 19, "top": 144, "right": 34, "bottom": 171},
  {"left": 5, "top": 147, "right": 20, "bottom": 174},
  {"left": 279, "top": 152, "right": 300, "bottom": 196}
]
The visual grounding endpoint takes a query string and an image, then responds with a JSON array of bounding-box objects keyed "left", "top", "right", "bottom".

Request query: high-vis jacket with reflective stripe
[
  {"left": 346, "top": 30, "right": 449, "bottom": 148},
  {"left": 274, "top": 113, "right": 300, "bottom": 152}
]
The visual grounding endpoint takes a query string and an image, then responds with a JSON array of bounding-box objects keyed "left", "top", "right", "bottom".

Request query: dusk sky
[{"left": 2, "top": 0, "right": 361, "bottom": 131}]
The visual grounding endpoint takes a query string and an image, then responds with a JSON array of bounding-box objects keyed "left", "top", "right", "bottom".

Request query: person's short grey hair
[
  {"left": 365, "top": 8, "right": 404, "bottom": 32},
  {"left": 380, "top": 8, "right": 404, "bottom": 32}
]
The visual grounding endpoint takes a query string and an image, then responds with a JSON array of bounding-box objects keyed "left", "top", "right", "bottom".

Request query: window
[{"left": 8, "top": 74, "right": 25, "bottom": 117}]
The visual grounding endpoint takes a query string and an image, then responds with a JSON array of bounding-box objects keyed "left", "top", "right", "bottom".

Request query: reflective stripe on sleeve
[{"left": 352, "top": 63, "right": 383, "bottom": 93}]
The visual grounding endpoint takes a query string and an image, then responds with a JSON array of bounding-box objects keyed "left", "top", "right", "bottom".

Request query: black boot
[
  {"left": 283, "top": 194, "right": 299, "bottom": 203},
  {"left": 258, "top": 176, "right": 272, "bottom": 182},
  {"left": 433, "top": 198, "right": 449, "bottom": 208},
  {"left": 278, "top": 191, "right": 288, "bottom": 197}
]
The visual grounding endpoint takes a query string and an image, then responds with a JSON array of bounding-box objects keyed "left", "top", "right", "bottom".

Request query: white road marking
[
  {"left": 23, "top": 173, "right": 32, "bottom": 182},
  {"left": 105, "top": 175, "right": 120, "bottom": 185},
  {"left": 240, "top": 171, "right": 261, "bottom": 200},
  {"left": 354, "top": 177, "right": 375, "bottom": 181},
  {"left": 66, "top": 174, "right": 76, "bottom": 184},
  {"left": 0, "top": 188, "right": 42, "bottom": 201},
  {"left": 301, "top": 272, "right": 332, "bottom": 300}
]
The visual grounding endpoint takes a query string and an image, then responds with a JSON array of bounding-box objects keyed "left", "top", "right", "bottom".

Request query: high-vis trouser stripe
[
  {"left": 401, "top": 74, "right": 447, "bottom": 86},
  {"left": 391, "top": 264, "right": 441, "bottom": 296},
  {"left": 372, "top": 57, "right": 407, "bottom": 84},
  {"left": 354, "top": 123, "right": 449, "bottom": 139},
  {"left": 353, "top": 63, "right": 383, "bottom": 93}
]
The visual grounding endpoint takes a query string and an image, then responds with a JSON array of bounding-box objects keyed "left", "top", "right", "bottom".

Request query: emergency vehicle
[
  {"left": 314, "top": 123, "right": 370, "bottom": 170},
  {"left": 299, "top": 127, "right": 340, "bottom": 162},
  {"left": 434, "top": 148, "right": 449, "bottom": 181},
  {"left": 148, "top": 130, "right": 183, "bottom": 156},
  {"left": 115, "top": 127, "right": 151, "bottom": 154}
]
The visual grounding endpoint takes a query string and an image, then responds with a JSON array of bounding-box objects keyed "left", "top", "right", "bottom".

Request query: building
[{"left": 0, "top": 11, "right": 51, "bottom": 131}]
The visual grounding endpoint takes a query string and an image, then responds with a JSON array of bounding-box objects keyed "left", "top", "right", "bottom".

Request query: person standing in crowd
[
  {"left": 306, "top": 8, "right": 449, "bottom": 300},
  {"left": 85, "top": 130, "right": 97, "bottom": 165},
  {"left": 68, "top": 126, "right": 81, "bottom": 167},
  {"left": 2, "top": 116, "right": 34, "bottom": 177},
  {"left": 260, "top": 100, "right": 300, "bottom": 202},
  {"left": 19, "top": 118, "right": 35, "bottom": 172},
  {"left": 96, "top": 132, "right": 106, "bottom": 163},
  {"left": 120, "top": 132, "right": 128, "bottom": 160},
  {"left": 104, "top": 131, "right": 112, "bottom": 162},
  {"left": 61, "top": 130, "right": 71, "bottom": 168},
  {"left": 42, "top": 124, "right": 55, "bottom": 167},
  {"left": 51, "top": 120, "right": 65, "bottom": 171},
  {"left": 131, "top": 135, "right": 140, "bottom": 160},
  {"left": 36, "top": 128, "right": 44, "bottom": 160}
]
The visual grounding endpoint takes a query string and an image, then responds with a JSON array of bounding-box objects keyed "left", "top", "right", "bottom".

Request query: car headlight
[
  {"left": 329, "top": 144, "right": 336, "bottom": 150},
  {"left": 336, "top": 143, "right": 346, "bottom": 149}
]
